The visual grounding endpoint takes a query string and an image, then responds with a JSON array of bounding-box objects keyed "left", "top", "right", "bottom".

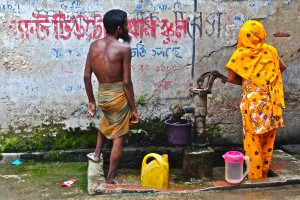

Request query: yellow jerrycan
[{"left": 141, "top": 153, "right": 169, "bottom": 189}]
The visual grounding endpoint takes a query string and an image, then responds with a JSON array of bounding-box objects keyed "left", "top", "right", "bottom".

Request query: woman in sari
[{"left": 225, "top": 20, "right": 286, "bottom": 179}]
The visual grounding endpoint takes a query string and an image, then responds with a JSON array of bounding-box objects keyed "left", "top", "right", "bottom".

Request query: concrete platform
[
  {"left": 281, "top": 144, "right": 300, "bottom": 160},
  {"left": 87, "top": 150, "right": 300, "bottom": 195}
]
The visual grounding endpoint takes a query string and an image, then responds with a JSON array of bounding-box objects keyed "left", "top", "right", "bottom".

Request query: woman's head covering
[
  {"left": 237, "top": 20, "right": 266, "bottom": 50},
  {"left": 225, "top": 20, "right": 285, "bottom": 116}
]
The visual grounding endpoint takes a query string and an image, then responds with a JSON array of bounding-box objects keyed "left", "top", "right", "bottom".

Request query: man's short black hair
[{"left": 103, "top": 9, "right": 127, "bottom": 34}]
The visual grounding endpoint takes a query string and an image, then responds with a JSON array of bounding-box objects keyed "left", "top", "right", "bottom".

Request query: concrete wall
[{"left": 0, "top": 0, "right": 299, "bottom": 145}]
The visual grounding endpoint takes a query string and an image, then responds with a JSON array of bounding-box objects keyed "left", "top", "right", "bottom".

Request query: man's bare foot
[
  {"left": 107, "top": 179, "right": 119, "bottom": 184},
  {"left": 87, "top": 152, "right": 100, "bottom": 163}
]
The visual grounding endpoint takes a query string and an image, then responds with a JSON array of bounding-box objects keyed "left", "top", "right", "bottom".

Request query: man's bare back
[{"left": 88, "top": 36, "right": 131, "bottom": 84}]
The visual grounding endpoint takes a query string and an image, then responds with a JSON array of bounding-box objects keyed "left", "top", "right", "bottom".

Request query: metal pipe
[{"left": 182, "top": 105, "right": 195, "bottom": 114}]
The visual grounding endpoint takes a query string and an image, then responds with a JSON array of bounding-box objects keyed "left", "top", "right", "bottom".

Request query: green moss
[
  {"left": 138, "top": 117, "right": 167, "bottom": 134},
  {"left": 206, "top": 125, "right": 222, "bottom": 138},
  {"left": 0, "top": 117, "right": 169, "bottom": 152},
  {"left": 48, "top": 152, "right": 63, "bottom": 161},
  {"left": 125, "top": 117, "right": 169, "bottom": 147},
  {"left": 0, "top": 123, "right": 98, "bottom": 153},
  {"left": 205, "top": 124, "right": 235, "bottom": 147},
  {"left": 0, "top": 153, "right": 2, "bottom": 161}
]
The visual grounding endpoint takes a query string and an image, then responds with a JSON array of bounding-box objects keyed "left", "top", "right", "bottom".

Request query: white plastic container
[{"left": 223, "top": 151, "right": 250, "bottom": 184}]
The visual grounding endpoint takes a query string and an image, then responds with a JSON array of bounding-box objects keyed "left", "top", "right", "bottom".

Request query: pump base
[{"left": 183, "top": 146, "right": 214, "bottom": 180}]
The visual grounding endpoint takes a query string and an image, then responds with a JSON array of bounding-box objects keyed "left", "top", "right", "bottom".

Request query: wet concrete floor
[
  {"left": 97, "top": 184, "right": 300, "bottom": 200},
  {"left": 1, "top": 147, "right": 299, "bottom": 199},
  {"left": 1, "top": 173, "right": 299, "bottom": 200},
  {"left": 88, "top": 150, "right": 300, "bottom": 194},
  {"left": 110, "top": 167, "right": 224, "bottom": 189}
]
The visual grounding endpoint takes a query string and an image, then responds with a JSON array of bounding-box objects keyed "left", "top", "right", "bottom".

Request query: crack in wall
[
  {"left": 147, "top": 63, "right": 192, "bottom": 102},
  {"left": 198, "top": 43, "right": 237, "bottom": 64},
  {"left": 148, "top": 43, "right": 237, "bottom": 104}
]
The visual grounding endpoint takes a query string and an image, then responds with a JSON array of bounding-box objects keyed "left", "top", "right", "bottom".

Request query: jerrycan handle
[
  {"left": 242, "top": 156, "right": 250, "bottom": 180},
  {"left": 142, "top": 153, "right": 163, "bottom": 171}
]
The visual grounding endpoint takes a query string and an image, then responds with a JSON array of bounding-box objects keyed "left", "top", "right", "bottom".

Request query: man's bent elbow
[
  {"left": 280, "top": 65, "right": 286, "bottom": 73},
  {"left": 227, "top": 76, "right": 242, "bottom": 85},
  {"left": 227, "top": 76, "right": 234, "bottom": 84}
]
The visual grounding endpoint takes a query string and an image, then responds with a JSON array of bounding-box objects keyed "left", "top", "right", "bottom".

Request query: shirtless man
[{"left": 84, "top": 9, "right": 139, "bottom": 184}]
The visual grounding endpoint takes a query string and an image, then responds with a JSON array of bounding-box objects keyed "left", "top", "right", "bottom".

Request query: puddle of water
[
  {"left": 114, "top": 167, "right": 278, "bottom": 189},
  {"left": 114, "top": 167, "right": 223, "bottom": 189}
]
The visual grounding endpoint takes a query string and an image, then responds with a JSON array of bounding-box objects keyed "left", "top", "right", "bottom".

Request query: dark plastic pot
[{"left": 165, "top": 119, "right": 193, "bottom": 145}]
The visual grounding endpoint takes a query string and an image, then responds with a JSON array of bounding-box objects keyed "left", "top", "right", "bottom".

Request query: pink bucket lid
[{"left": 223, "top": 151, "right": 244, "bottom": 163}]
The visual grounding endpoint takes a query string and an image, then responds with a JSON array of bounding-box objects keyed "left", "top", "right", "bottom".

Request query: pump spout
[
  {"left": 170, "top": 104, "right": 194, "bottom": 123},
  {"left": 182, "top": 105, "right": 195, "bottom": 114}
]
